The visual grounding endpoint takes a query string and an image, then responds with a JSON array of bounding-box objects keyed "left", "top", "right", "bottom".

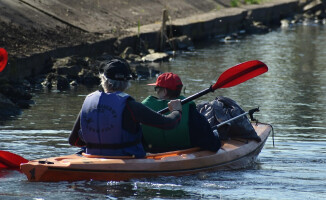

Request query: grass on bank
[{"left": 231, "top": 0, "right": 263, "bottom": 7}]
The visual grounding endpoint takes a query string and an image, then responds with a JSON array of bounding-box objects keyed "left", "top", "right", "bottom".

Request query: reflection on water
[
  {"left": 70, "top": 180, "right": 194, "bottom": 199},
  {"left": 1, "top": 23, "right": 326, "bottom": 199}
]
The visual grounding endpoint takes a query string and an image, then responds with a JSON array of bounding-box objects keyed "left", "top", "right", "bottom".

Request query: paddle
[
  {"left": 158, "top": 60, "right": 268, "bottom": 114},
  {"left": 213, "top": 107, "right": 259, "bottom": 129},
  {"left": 0, "top": 150, "right": 29, "bottom": 169},
  {"left": 0, "top": 48, "right": 8, "bottom": 72}
]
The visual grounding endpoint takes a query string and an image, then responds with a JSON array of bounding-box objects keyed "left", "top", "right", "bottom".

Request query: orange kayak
[{"left": 20, "top": 123, "right": 272, "bottom": 182}]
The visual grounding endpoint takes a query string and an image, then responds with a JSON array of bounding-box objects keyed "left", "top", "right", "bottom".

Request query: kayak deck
[{"left": 20, "top": 123, "right": 272, "bottom": 182}]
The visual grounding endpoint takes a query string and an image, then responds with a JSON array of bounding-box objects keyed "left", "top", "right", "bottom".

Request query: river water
[{"left": 1, "top": 22, "right": 326, "bottom": 199}]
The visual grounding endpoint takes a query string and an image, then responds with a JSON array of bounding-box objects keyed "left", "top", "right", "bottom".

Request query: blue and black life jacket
[{"left": 80, "top": 91, "right": 145, "bottom": 158}]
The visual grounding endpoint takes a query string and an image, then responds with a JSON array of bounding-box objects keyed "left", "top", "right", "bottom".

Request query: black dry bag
[{"left": 197, "top": 96, "right": 261, "bottom": 142}]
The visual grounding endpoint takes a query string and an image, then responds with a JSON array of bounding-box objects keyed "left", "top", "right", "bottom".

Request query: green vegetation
[
  {"left": 244, "top": 0, "right": 262, "bottom": 4},
  {"left": 216, "top": 5, "right": 222, "bottom": 11},
  {"left": 231, "top": 0, "right": 262, "bottom": 7},
  {"left": 137, "top": 20, "right": 141, "bottom": 37},
  {"left": 230, "top": 0, "right": 240, "bottom": 7}
]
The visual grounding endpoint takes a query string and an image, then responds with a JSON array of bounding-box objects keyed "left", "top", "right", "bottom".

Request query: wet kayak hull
[{"left": 20, "top": 123, "right": 271, "bottom": 182}]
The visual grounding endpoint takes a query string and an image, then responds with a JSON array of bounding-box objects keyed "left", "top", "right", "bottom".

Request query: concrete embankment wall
[
  {"left": 0, "top": 0, "right": 303, "bottom": 81},
  {"left": 2, "top": 38, "right": 117, "bottom": 81},
  {"left": 126, "top": 0, "right": 300, "bottom": 45}
]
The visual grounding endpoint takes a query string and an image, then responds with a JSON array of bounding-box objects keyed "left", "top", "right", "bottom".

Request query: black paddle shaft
[
  {"left": 213, "top": 107, "right": 260, "bottom": 129},
  {"left": 158, "top": 86, "right": 214, "bottom": 114}
]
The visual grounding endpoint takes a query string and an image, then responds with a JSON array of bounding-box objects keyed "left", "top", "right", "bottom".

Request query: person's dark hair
[{"left": 156, "top": 85, "right": 182, "bottom": 99}]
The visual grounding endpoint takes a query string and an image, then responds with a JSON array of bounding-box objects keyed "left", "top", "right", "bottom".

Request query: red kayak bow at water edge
[
  {"left": 0, "top": 48, "right": 8, "bottom": 72},
  {"left": 0, "top": 150, "right": 29, "bottom": 169}
]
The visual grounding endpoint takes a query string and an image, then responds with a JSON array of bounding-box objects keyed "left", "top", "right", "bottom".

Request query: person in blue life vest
[
  {"left": 68, "top": 59, "right": 182, "bottom": 158},
  {"left": 141, "top": 72, "right": 221, "bottom": 153}
]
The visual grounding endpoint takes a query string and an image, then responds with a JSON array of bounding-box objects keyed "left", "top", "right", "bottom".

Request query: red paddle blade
[
  {"left": 0, "top": 48, "right": 8, "bottom": 73},
  {"left": 212, "top": 60, "right": 268, "bottom": 90},
  {"left": 0, "top": 150, "right": 29, "bottom": 169},
  {"left": 0, "top": 162, "right": 7, "bottom": 169}
]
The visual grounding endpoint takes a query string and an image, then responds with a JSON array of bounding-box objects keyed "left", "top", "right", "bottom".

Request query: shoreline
[
  {"left": 0, "top": 0, "right": 305, "bottom": 80},
  {"left": 0, "top": 0, "right": 325, "bottom": 120}
]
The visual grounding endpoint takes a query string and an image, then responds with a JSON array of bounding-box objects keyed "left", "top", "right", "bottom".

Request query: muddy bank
[
  {"left": 2, "top": 0, "right": 325, "bottom": 80},
  {"left": 0, "top": 0, "right": 326, "bottom": 120}
]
